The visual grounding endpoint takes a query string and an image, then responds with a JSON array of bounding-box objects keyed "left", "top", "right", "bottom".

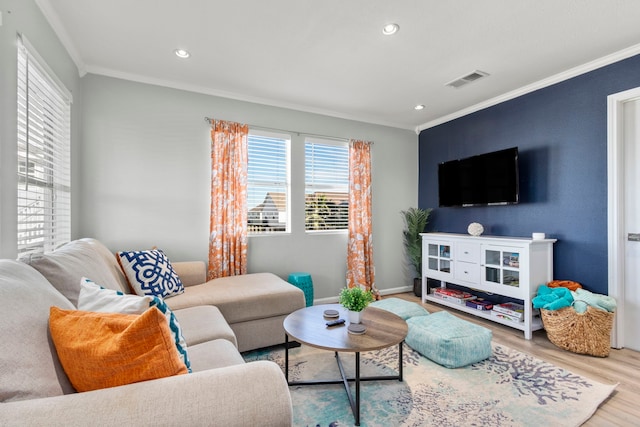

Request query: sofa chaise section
[{"left": 166, "top": 268, "right": 306, "bottom": 352}]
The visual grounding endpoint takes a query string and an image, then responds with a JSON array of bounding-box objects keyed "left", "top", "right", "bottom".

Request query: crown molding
[
  {"left": 36, "top": 0, "right": 87, "bottom": 76},
  {"left": 84, "top": 64, "right": 414, "bottom": 130},
  {"left": 416, "top": 43, "right": 640, "bottom": 134}
]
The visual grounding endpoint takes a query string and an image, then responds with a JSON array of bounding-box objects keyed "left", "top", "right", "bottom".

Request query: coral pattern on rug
[{"left": 243, "top": 343, "right": 616, "bottom": 427}]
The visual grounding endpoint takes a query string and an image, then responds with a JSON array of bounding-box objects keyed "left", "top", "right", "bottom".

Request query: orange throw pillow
[{"left": 49, "top": 306, "right": 188, "bottom": 392}]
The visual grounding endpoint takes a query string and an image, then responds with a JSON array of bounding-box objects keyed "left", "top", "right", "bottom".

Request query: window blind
[
  {"left": 304, "top": 139, "right": 349, "bottom": 231},
  {"left": 16, "top": 36, "right": 71, "bottom": 256},
  {"left": 247, "top": 131, "right": 290, "bottom": 234}
]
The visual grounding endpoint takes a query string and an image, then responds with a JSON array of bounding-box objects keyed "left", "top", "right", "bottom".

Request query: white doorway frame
[{"left": 607, "top": 86, "right": 640, "bottom": 349}]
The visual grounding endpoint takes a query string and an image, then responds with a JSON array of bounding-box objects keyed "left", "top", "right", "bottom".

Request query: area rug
[{"left": 243, "top": 343, "right": 616, "bottom": 427}]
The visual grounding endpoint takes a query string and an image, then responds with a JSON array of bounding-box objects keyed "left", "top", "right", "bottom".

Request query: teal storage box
[
  {"left": 370, "top": 297, "right": 429, "bottom": 320},
  {"left": 287, "top": 272, "right": 313, "bottom": 307},
  {"left": 406, "top": 311, "right": 492, "bottom": 368}
]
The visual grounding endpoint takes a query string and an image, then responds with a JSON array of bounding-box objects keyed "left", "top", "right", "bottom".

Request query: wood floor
[{"left": 390, "top": 292, "right": 640, "bottom": 426}]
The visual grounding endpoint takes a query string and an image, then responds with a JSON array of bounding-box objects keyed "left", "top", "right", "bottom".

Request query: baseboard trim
[{"left": 312, "top": 286, "right": 412, "bottom": 305}]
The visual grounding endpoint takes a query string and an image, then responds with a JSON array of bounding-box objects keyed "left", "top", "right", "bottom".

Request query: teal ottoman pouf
[
  {"left": 287, "top": 272, "right": 314, "bottom": 307},
  {"left": 370, "top": 297, "right": 429, "bottom": 320},
  {"left": 406, "top": 311, "right": 492, "bottom": 368}
]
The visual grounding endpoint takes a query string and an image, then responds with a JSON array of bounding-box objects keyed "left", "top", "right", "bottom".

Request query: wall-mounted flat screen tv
[{"left": 438, "top": 147, "right": 519, "bottom": 207}]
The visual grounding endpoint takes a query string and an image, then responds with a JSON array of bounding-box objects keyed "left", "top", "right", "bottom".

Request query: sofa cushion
[
  {"left": 187, "top": 339, "right": 246, "bottom": 372},
  {"left": 164, "top": 273, "right": 305, "bottom": 324},
  {"left": 0, "top": 260, "right": 75, "bottom": 402},
  {"left": 49, "top": 306, "right": 189, "bottom": 392},
  {"left": 77, "top": 278, "right": 191, "bottom": 372},
  {"left": 173, "top": 305, "right": 237, "bottom": 348},
  {"left": 117, "top": 249, "right": 185, "bottom": 299},
  {"left": 172, "top": 261, "right": 207, "bottom": 287},
  {"left": 20, "top": 238, "right": 128, "bottom": 306}
]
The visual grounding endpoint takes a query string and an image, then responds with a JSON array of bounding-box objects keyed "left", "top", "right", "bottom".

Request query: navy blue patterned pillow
[{"left": 117, "top": 249, "right": 184, "bottom": 299}]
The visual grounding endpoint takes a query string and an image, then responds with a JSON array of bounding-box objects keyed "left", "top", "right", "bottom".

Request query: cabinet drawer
[
  {"left": 456, "top": 243, "right": 479, "bottom": 263},
  {"left": 454, "top": 260, "right": 480, "bottom": 283}
]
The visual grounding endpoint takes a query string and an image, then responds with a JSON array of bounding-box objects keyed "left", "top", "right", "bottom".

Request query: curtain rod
[{"left": 204, "top": 117, "right": 371, "bottom": 144}]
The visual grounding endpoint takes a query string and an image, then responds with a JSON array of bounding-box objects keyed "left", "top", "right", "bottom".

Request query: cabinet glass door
[
  {"left": 427, "top": 243, "right": 451, "bottom": 273},
  {"left": 503, "top": 252, "right": 520, "bottom": 286},
  {"left": 439, "top": 244, "right": 451, "bottom": 273},
  {"left": 484, "top": 249, "right": 520, "bottom": 287},
  {"left": 427, "top": 244, "right": 438, "bottom": 272}
]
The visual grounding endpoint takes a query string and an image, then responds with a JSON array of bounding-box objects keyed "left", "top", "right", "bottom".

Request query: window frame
[
  {"left": 16, "top": 35, "right": 72, "bottom": 257},
  {"left": 304, "top": 137, "right": 349, "bottom": 233},
  {"left": 246, "top": 129, "right": 291, "bottom": 236}
]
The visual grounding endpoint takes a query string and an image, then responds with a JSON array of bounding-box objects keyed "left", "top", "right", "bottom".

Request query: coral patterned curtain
[
  {"left": 346, "top": 139, "right": 379, "bottom": 298},
  {"left": 208, "top": 119, "right": 249, "bottom": 280}
]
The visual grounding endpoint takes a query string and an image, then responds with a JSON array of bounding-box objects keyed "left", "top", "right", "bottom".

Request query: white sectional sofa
[{"left": 0, "top": 238, "right": 305, "bottom": 426}]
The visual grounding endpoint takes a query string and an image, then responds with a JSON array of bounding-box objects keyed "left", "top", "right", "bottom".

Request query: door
[
  {"left": 608, "top": 87, "right": 640, "bottom": 350},
  {"left": 623, "top": 97, "right": 640, "bottom": 351}
]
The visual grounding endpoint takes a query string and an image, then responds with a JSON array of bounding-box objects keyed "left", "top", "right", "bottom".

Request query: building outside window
[
  {"left": 247, "top": 131, "right": 290, "bottom": 234},
  {"left": 304, "top": 138, "right": 349, "bottom": 232}
]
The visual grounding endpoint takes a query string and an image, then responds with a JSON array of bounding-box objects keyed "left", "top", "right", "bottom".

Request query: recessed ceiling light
[
  {"left": 174, "top": 49, "right": 190, "bottom": 59},
  {"left": 414, "top": 104, "right": 425, "bottom": 110},
  {"left": 382, "top": 23, "right": 399, "bottom": 36}
]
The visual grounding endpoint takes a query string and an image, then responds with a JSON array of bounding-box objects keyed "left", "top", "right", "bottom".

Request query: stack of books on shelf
[
  {"left": 465, "top": 298, "right": 494, "bottom": 311},
  {"left": 431, "top": 288, "right": 477, "bottom": 304},
  {"left": 491, "top": 302, "right": 525, "bottom": 322}
]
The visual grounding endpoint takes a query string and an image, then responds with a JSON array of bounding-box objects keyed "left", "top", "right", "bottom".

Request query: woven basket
[{"left": 540, "top": 305, "right": 614, "bottom": 357}]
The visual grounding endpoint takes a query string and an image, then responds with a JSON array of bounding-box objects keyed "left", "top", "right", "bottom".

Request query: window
[
  {"left": 16, "top": 36, "right": 72, "bottom": 257},
  {"left": 305, "top": 138, "right": 349, "bottom": 231},
  {"left": 247, "top": 131, "right": 290, "bottom": 234}
]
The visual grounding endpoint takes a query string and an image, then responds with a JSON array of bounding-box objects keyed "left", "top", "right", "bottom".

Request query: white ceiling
[{"left": 37, "top": 0, "right": 640, "bottom": 131}]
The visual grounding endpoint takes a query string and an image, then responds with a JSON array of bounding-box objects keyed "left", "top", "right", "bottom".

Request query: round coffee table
[{"left": 283, "top": 303, "right": 408, "bottom": 426}]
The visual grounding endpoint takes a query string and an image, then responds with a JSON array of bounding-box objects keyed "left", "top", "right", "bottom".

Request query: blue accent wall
[{"left": 419, "top": 54, "right": 640, "bottom": 295}]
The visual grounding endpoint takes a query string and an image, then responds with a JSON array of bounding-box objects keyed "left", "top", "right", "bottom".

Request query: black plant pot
[{"left": 413, "top": 277, "right": 422, "bottom": 298}]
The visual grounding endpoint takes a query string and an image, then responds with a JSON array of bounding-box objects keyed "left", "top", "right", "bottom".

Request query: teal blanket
[
  {"left": 532, "top": 285, "right": 573, "bottom": 310},
  {"left": 572, "top": 288, "right": 617, "bottom": 313},
  {"left": 533, "top": 285, "right": 617, "bottom": 313}
]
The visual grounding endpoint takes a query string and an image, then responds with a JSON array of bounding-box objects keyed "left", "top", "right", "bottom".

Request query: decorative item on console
[{"left": 467, "top": 222, "right": 484, "bottom": 236}]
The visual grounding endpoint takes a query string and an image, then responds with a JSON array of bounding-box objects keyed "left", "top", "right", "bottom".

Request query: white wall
[
  {"left": 80, "top": 74, "right": 418, "bottom": 299},
  {"left": 0, "top": 0, "right": 82, "bottom": 259}
]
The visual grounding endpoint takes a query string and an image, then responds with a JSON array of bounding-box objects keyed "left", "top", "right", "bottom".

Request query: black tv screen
[{"left": 438, "top": 147, "right": 519, "bottom": 207}]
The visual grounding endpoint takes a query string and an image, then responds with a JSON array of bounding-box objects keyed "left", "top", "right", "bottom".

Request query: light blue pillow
[
  {"left": 370, "top": 297, "right": 429, "bottom": 320},
  {"left": 406, "top": 311, "right": 492, "bottom": 368}
]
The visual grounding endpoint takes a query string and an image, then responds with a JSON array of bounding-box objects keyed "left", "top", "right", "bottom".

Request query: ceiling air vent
[{"left": 445, "top": 70, "right": 489, "bottom": 89}]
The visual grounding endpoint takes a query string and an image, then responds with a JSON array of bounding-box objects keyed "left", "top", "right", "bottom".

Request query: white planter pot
[{"left": 348, "top": 310, "right": 363, "bottom": 324}]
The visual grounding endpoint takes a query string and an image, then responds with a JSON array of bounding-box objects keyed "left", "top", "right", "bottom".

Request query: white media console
[{"left": 420, "top": 232, "right": 556, "bottom": 339}]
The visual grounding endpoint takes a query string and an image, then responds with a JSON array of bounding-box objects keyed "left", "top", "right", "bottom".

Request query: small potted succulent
[{"left": 338, "top": 286, "right": 374, "bottom": 324}]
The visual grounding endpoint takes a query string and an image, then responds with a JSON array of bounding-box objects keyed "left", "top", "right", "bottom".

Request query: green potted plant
[
  {"left": 401, "top": 207, "right": 432, "bottom": 297},
  {"left": 338, "top": 286, "right": 374, "bottom": 324}
]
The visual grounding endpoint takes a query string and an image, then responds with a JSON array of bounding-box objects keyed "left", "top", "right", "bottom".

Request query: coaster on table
[
  {"left": 348, "top": 323, "right": 367, "bottom": 335},
  {"left": 323, "top": 309, "right": 339, "bottom": 318}
]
